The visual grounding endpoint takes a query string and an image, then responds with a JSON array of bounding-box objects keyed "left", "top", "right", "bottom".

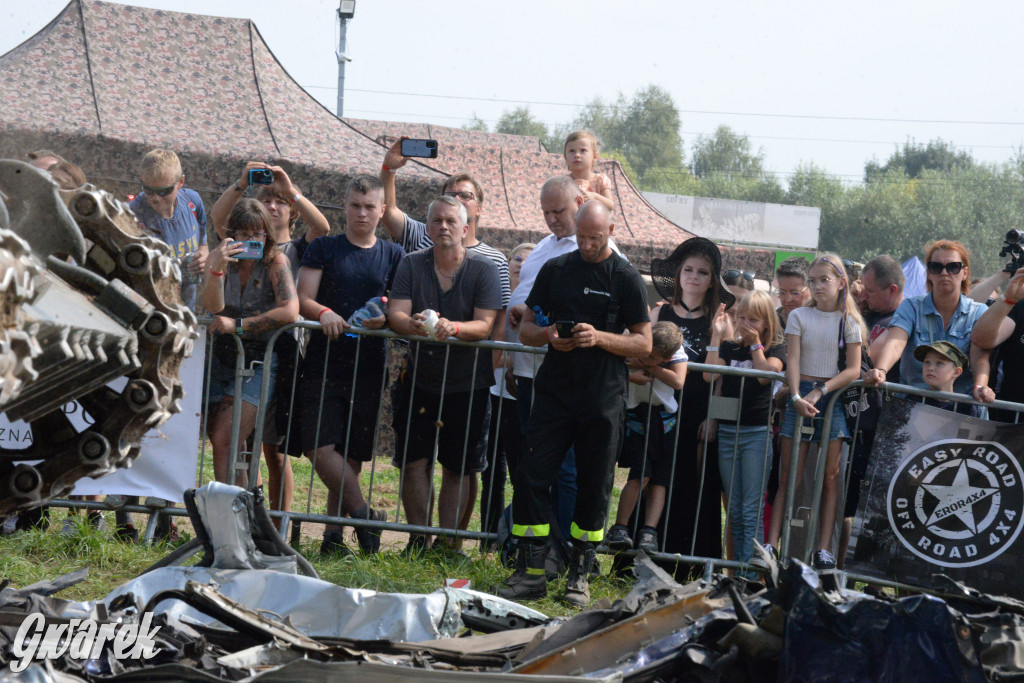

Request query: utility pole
[{"left": 336, "top": 1, "right": 356, "bottom": 117}]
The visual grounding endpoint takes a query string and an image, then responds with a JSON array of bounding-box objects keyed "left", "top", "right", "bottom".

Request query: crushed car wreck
[{"left": 3, "top": 483, "right": 1024, "bottom": 681}]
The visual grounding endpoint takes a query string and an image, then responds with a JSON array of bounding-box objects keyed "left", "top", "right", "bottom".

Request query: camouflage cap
[{"left": 913, "top": 341, "right": 968, "bottom": 369}]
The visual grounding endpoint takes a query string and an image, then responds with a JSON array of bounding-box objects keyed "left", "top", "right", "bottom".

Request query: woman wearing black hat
[{"left": 647, "top": 237, "right": 736, "bottom": 572}]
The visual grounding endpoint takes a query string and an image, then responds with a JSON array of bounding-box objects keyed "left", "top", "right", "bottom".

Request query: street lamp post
[{"left": 336, "top": 0, "right": 355, "bottom": 117}]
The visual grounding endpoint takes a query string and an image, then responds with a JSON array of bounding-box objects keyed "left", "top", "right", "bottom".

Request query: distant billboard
[{"left": 644, "top": 192, "right": 820, "bottom": 251}]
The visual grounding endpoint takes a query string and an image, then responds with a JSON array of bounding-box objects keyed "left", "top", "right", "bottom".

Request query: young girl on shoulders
[
  {"left": 563, "top": 131, "right": 614, "bottom": 211},
  {"left": 761, "top": 254, "right": 867, "bottom": 571},
  {"left": 704, "top": 291, "right": 786, "bottom": 577}
]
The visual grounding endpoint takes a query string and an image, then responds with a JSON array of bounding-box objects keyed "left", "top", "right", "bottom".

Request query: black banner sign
[{"left": 848, "top": 397, "right": 1024, "bottom": 597}]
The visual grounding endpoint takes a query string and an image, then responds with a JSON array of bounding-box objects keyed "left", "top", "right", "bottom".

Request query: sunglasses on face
[
  {"left": 443, "top": 190, "right": 476, "bottom": 202},
  {"left": 141, "top": 176, "right": 181, "bottom": 197},
  {"left": 927, "top": 261, "right": 964, "bottom": 275},
  {"left": 724, "top": 269, "right": 755, "bottom": 282},
  {"left": 511, "top": 254, "right": 526, "bottom": 263}
]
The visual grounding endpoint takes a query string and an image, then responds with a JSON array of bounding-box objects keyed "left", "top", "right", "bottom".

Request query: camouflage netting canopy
[{"left": 0, "top": 0, "right": 777, "bottom": 275}]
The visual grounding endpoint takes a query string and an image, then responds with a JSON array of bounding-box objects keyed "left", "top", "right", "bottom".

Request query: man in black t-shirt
[
  {"left": 496, "top": 201, "right": 652, "bottom": 607},
  {"left": 296, "top": 176, "right": 404, "bottom": 556}
]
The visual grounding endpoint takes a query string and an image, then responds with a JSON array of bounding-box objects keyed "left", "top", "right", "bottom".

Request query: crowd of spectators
[{"left": 12, "top": 137, "right": 1021, "bottom": 608}]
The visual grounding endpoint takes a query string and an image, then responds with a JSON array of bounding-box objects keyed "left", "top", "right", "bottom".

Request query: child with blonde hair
[
  {"left": 563, "top": 131, "right": 614, "bottom": 211},
  {"left": 761, "top": 253, "right": 867, "bottom": 570},
  {"left": 704, "top": 291, "right": 786, "bottom": 576}
]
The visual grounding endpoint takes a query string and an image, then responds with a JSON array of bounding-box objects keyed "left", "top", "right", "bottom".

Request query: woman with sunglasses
[{"left": 865, "top": 240, "right": 989, "bottom": 399}]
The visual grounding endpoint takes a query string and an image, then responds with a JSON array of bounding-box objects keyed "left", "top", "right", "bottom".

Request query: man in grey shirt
[{"left": 387, "top": 196, "right": 503, "bottom": 554}]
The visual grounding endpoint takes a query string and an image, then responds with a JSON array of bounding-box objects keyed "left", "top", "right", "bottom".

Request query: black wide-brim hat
[{"left": 650, "top": 237, "right": 736, "bottom": 308}]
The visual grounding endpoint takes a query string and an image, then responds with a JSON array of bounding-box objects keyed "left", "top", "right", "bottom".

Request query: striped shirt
[{"left": 401, "top": 215, "right": 510, "bottom": 307}]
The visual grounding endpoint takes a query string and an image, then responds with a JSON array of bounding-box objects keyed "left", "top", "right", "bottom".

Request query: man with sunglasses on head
[
  {"left": 379, "top": 138, "right": 510, "bottom": 315},
  {"left": 378, "top": 138, "right": 511, "bottom": 540},
  {"left": 130, "top": 149, "right": 208, "bottom": 311}
]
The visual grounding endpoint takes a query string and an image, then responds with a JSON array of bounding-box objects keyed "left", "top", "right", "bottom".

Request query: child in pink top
[{"left": 564, "top": 131, "right": 614, "bottom": 211}]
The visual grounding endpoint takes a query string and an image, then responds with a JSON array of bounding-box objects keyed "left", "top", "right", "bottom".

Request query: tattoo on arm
[
  {"left": 246, "top": 315, "right": 281, "bottom": 334},
  {"left": 273, "top": 264, "right": 296, "bottom": 304}
]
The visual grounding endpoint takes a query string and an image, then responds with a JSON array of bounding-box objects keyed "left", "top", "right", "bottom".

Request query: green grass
[
  {"left": 0, "top": 512, "right": 633, "bottom": 619},
  {"left": 1, "top": 451, "right": 638, "bottom": 618}
]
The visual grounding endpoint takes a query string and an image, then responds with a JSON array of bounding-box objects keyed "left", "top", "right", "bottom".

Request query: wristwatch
[
  {"left": 812, "top": 380, "right": 828, "bottom": 395},
  {"left": 236, "top": 318, "right": 244, "bottom": 336}
]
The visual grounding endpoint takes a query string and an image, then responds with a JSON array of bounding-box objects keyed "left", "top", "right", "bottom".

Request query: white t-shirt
[
  {"left": 627, "top": 345, "right": 688, "bottom": 412},
  {"left": 785, "top": 306, "right": 862, "bottom": 378}
]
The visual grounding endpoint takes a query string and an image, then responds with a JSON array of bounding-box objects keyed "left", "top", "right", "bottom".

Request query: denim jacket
[{"left": 890, "top": 293, "right": 986, "bottom": 393}]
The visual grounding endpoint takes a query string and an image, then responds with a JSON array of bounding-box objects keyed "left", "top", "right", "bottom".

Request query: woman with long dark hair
[
  {"left": 647, "top": 238, "right": 736, "bottom": 575},
  {"left": 203, "top": 199, "right": 298, "bottom": 487}
]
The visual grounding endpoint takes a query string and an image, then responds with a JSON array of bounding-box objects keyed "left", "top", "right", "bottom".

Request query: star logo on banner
[
  {"left": 887, "top": 439, "right": 1024, "bottom": 569},
  {"left": 921, "top": 460, "right": 998, "bottom": 534}
]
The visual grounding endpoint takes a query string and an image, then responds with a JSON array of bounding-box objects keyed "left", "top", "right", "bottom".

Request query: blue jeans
[
  {"left": 718, "top": 424, "right": 772, "bottom": 577},
  {"left": 780, "top": 380, "right": 851, "bottom": 442},
  {"left": 516, "top": 377, "right": 577, "bottom": 540},
  {"left": 208, "top": 353, "right": 278, "bottom": 408}
]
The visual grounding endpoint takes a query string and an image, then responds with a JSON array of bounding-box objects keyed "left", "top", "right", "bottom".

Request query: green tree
[
  {"left": 601, "top": 150, "right": 641, "bottom": 188},
  {"left": 571, "top": 85, "right": 683, "bottom": 185},
  {"left": 494, "top": 107, "right": 554, "bottom": 149},
  {"left": 864, "top": 138, "right": 975, "bottom": 181},
  {"left": 690, "top": 125, "right": 766, "bottom": 179},
  {"left": 461, "top": 113, "right": 489, "bottom": 132}
]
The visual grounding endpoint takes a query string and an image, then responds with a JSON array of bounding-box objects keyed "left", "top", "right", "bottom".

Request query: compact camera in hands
[{"left": 248, "top": 168, "right": 274, "bottom": 185}]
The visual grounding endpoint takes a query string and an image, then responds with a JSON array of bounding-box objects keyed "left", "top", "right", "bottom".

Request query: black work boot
[
  {"left": 563, "top": 541, "right": 596, "bottom": 608},
  {"left": 494, "top": 541, "right": 548, "bottom": 600}
]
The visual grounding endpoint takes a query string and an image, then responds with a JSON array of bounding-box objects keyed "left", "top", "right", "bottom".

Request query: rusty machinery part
[{"left": 0, "top": 160, "right": 196, "bottom": 516}]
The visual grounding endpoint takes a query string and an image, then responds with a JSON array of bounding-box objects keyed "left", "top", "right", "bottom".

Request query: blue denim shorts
[
  {"left": 780, "top": 379, "right": 851, "bottom": 442},
  {"left": 207, "top": 353, "right": 278, "bottom": 408}
]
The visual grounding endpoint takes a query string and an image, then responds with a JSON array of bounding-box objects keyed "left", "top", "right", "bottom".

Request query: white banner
[
  {"left": 0, "top": 328, "right": 205, "bottom": 504},
  {"left": 643, "top": 191, "right": 821, "bottom": 250}
]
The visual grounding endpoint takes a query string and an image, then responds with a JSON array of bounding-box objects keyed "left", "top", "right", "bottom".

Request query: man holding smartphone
[
  {"left": 497, "top": 201, "right": 651, "bottom": 608},
  {"left": 379, "top": 137, "right": 511, "bottom": 539},
  {"left": 378, "top": 138, "right": 510, "bottom": 317}
]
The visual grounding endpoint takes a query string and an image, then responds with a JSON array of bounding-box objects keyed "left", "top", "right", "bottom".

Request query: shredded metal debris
[{"left": 3, "top": 483, "right": 1024, "bottom": 681}]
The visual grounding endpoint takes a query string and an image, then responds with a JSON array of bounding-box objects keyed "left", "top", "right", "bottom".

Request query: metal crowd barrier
[
  {"left": 46, "top": 316, "right": 1024, "bottom": 592},
  {"left": 791, "top": 380, "right": 1024, "bottom": 585},
  {"left": 41, "top": 324, "right": 792, "bottom": 574},
  {"left": 195, "top": 321, "right": 792, "bottom": 577}
]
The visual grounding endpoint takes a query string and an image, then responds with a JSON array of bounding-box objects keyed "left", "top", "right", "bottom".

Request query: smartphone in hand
[
  {"left": 400, "top": 138, "right": 438, "bottom": 158},
  {"left": 231, "top": 240, "right": 264, "bottom": 260},
  {"left": 555, "top": 321, "right": 576, "bottom": 338}
]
